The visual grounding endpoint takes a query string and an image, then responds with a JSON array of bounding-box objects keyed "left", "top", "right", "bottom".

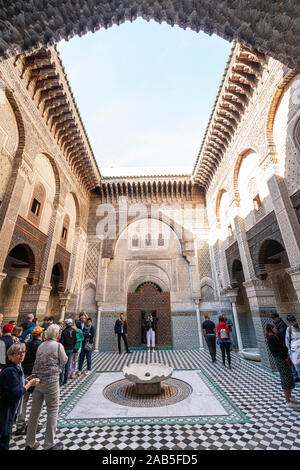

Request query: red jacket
[{"left": 216, "top": 321, "right": 230, "bottom": 340}]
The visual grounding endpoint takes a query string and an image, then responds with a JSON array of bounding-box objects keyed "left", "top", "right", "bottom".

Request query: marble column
[
  {"left": 58, "top": 291, "right": 72, "bottom": 322},
  {"left": 193, "top": 298, "right": 204, "bottom": 349},
  {"left": 225, "top": 287, "right": 244, "bottom": 352},
  {"left": 94, "top": 301, "right": 103, "bottom": 352}
]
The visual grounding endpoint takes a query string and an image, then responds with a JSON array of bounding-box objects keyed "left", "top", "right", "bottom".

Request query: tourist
[
  {"left": 0, "top": 313, "right": 3, "bottom": 337},
  {"left": 11, "top": 326, "right": 23, "bottom": 344},
  {"left": 15, "top": 326, "right": 43, "bottom": 435},
  {"left": 25, "top": 324, "right": 67, "bottom": 450},
  {"left": 202, "top": 314, "right": 217, "bottom": 362},
  {"left": 75, "top": 312, "right": 88, "bottom": 330},
  {"left": 271, "top": 313, "right": 287, "bottom": 345},
  {"left": 216, "top": 315, "right": 232, "bottom": 369},
  {"left": 114, "top": 313, "right": 131, "bottom": 355},
  {"left": 42, "top": 316, "right": 54, "bottom": 341},
  {"left": 0, "top": 323, "right": 14, "bottom": 368},
  {"left": 146, "top": 314, "right": 158, "bottom": 352},
  {"left": 41, "top": 316, "right": 49, "bottom": 330},
  {"left": 223, "top": 314, "right": 234, "bottom": 350},
  {"left": 59, "top": 319, "right": 77, "bottom": 386},
  {"left": 8, "top": 320, "right": 16, "bottom": 327},
  {"left": 78, "top": 318, "right": 96, "bottom": 375},
  {"left": 19, "top": 314, "right": 36, "bottom": 343},
  {"left": 286, "top": 315, "right": 300, "bottom": 381},
  {"left": 0, "top": 342, "right": 40, "bottom": 450},
  {"left": 69, "top": 324, "right": 84, "bottom": 379},
  {"left": 266, "top": 323, "right": 300, "bottom": 410}
]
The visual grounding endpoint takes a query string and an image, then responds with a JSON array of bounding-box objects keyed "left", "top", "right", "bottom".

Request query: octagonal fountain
[
  {"left": 123, "top": 363, "right": 173, "bottom": 395},
  {"left": 103, "top": 362, "right": 193, "bottom": 408}
]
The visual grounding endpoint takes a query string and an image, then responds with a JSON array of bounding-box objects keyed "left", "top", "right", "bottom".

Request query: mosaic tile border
[{"left": 57, "top": 369, "right": 249, "bottom": 428}]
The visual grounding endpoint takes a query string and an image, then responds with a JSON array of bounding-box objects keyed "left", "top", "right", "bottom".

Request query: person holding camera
[{"left": 0, "top": 342, "right": 40, "bottom": 450}]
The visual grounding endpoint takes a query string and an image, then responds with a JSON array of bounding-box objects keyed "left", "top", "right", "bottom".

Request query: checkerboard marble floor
[{"left": 10, "top": 349, "right": 300, "bottom": 450}]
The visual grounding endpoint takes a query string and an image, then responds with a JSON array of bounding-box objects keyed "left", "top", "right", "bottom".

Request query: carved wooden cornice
[
  {"left": 193, "top": 44, "right": 265, "bottom": 190},
  {"left": 14, "top": 47, "right": 100, "bottom": 193}
]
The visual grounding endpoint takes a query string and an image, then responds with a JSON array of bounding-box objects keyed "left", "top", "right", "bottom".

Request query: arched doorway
[
  {"left": 127, "top": 282, "right": 172, "bottom": 349},
  {"left": 0, "top": 244, "right": 35, "bottom": 321},
  {"left": 258, "top": 239, "right": 299, "bottom": 313}
]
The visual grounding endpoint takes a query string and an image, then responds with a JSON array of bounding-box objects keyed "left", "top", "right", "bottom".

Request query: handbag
[
  {"left": 285, "top": 356, "right": 293, "bottom": 367},
  {"left": 84, "top": 341, "right": 93, "bottom": 352}
]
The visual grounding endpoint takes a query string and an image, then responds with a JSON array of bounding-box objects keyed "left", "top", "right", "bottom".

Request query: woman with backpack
[{"left": 216, "top": 315, "right": 232, "bottom": 369}]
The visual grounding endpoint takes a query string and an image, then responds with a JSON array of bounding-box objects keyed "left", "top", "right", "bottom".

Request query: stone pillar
[
  {"left": 225, "top": 287, "right": 244, "bottom": 352},
  {"left": 193, "top": 298, "right": 204, "bottom": 349},
  {"left": 243, "top": 279, "right": 277, "bottom": 370},
  {"left": 94, "top": 301, "right": 103, "bottom": 352},
  {"left": 58, "top": 291, "right": 72, "bottom": 322},
  {"left": 286, "top": 266, "right": 300, "bottom": 304},
  {"left": 18, "top": 284, "right": 52, "bottom": 322},
  {"left": 0, "top": 272, "right": 7, "bottom": 289}
]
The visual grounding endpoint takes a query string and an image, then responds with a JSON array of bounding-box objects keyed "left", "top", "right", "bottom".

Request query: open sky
[{"left": 57, "top": 18, "right": 231, "bottom": 174}]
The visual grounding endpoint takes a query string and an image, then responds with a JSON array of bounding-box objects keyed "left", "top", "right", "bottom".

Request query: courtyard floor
[{"left": 10, "top": 349, "right": 300, "bottom": 450}]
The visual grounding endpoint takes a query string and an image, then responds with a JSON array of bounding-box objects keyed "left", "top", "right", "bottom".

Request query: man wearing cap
[
  {"left": 271, "top": 313, "right": 287, "bottom": 346},
  {"left": 15, "top": 326, "right": 43, "bottom": 435},
  {"left": 59, "top": 319, "right": 77, "bottom": 386},
  {"left": 286, "top": 315, "right": 300, "bottom": 382},
  {"left": 0, "top": 324, "right": 14, "bottom": 369}
]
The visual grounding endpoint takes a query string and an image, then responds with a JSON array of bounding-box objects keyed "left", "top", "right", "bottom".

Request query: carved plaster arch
[
  {"left": 233, "top": 148, "right": 257, "bottom": 202},
  {"left": 1, "top": 2, "right": 300, "bottom": 72},
  {"left": 127, "top": 263, "right": 171, "bottom": 294},
  {"left": 112, "top": 216, "right": 184, "bottom": 259},
  {"left": 0, "top": 86, "right": 26, "bottom": 231},
  {"left": 266, "top": 71, "right": 298, "bottom": 154}
]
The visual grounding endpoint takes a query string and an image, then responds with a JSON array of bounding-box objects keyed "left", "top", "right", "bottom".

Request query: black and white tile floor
[{"left": 10, "top": 349, "right": 300, "bottom": 450}]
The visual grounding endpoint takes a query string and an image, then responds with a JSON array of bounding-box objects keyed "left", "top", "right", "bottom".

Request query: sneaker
[
  {"left": 287, "top": 402, "right": 300, "bottom": 410},
  {"left": 24, "top": 442, "right": 40, "bottom": 450},
  {"left": 290, "top": 397, "right": 300, "bottom": 404},
  {"left": 47, "top": 442, "right": 64, "bottom": 450},
  {"left": 126, "top": 350, "right": 132, "bottom": 354},
  {"left": 228, "top": 365, "right": 232, "bottom": 370},
  {"left": 86, "top": 370, "right": 92, "bottom": 375},
  {"left": 15, "top": 425, "right": 26, "bottom": 436}
]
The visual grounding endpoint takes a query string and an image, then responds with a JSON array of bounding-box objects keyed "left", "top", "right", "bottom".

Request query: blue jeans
[
  {"left": 78, "top": 348, "right": 92, "bottom": 371},
  {"left": 59, "top": 350, "right": 73, "bottom": 385}
]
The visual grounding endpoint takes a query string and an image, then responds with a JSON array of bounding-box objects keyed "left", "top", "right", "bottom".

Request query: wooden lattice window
[
  {"left": 27, "top": 182, "right": 46, "bottom": 227},
  {"left": 253, "top": 194, "right": 262, "bottom": 211}
]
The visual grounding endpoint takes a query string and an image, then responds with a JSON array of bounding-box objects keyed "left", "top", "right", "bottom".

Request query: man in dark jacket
[
  {"left": 15, "top": 326, "right": 43, "bottom": 434},
  {"left": 114, "top": 314, "right": 131, "bottom": 354},
  {"left": 59, "top": 319, "right": 77, "bottom": 385},
  {"left": 271, "top": 313, "right": 287, "bottom": 345}
]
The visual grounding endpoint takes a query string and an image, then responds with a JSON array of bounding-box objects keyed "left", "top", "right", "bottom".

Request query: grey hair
[
  {"left": 47, "top": 324, "right": 60, "bottom": 340},
  {"left": 7, "top": 342, "right": 26, "bottom": 356}
]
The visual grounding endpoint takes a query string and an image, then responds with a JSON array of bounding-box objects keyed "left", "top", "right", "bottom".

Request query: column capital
[
  {"left": 224, "top": 287, "right": 239, "bottom": 303},
  {"left": 193, "top": 297, "right": 200, "bottom": 306},
  {"left": 0, "top": 272, "right": 7, "bottom": 286},
  {"left": 59, "top": 289, "right": 72, "bottom": 306},
  {"left": 96, "top": 301, "right": 104, "bottom": 311}
]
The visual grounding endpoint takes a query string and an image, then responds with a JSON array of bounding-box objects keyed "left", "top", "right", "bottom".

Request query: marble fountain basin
[
  {"left": 241, "top": 348, "right": 261, "bottom": 362},
  {"left": 123, "top": 363, "right": 173, "bottom": 395}
]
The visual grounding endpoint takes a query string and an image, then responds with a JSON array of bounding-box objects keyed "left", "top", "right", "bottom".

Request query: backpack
[{"left": 220, "top": 326, "right": 229, "bottom": 339}]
